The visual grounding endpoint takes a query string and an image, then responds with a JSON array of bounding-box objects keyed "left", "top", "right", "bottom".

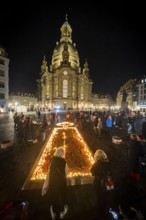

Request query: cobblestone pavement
[
  {"left": 0, "top": 113, "right": 146, "bottom": 220},
  {"left": 0, "top": 113, "right": 15, "bottom": 141},
  {"left": 0, "top": 112, "right": 39, "bottom": 142}
]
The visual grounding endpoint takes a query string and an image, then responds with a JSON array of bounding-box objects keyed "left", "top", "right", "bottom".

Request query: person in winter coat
[
  {"left": 118, "top": 205, "right": 144, "bottom": 220},
  {"left": 128, "top": 134, "right": 142, "bottom": 181},
  {"left": 97, "top": 117, "right": 103, "bottom": 137},
  {"left": 106, "top": 115, "right": 113, "bottom": 128},
  {"left": 93, "top": 115, "right": 98, "bottom": 134},
  {"left": 90, "top": 149, "right": 111, "bottom": 217},
  {"left": 49, "top": 147, "right": 68, "bottom": 220},
  {"left": 106, "top": 115, "right": 113, "bottom": 136}
]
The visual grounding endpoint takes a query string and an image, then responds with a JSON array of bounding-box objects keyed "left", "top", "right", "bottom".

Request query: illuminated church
[{"left": 37, "top": 17, "right": 93, "bottom": 110}]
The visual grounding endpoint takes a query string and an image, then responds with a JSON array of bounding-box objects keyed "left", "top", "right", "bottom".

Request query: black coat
[
  {"left": 128, "top": 140, "right": 142, "bottom": 173},
  {"left": 91, "top": 159, "right": 110, "bottom": 189},
  {"left": 90, "top": 159, "right": 112, "bottom": 213},
  {"left": 49, "top": 156, "right": 67, "bottom": 204}
]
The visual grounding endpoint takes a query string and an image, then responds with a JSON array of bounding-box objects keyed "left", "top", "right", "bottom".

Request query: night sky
[{"left": 0, "top": 2, "right": 146, "bottom": 100}]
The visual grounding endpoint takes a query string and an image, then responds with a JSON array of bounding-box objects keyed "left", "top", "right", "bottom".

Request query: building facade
[
  {"left": 37, "top": 18, "right": 93, "bottom": 110},
  {"left": 137, "top": 75, "right": 146, "bottom": 114},
  {"left": 8, "top": 93, "right": 38, "bottom": 112},
  {"left": 116, "top": 79, "right": 138, "bottom": 110},
  {"left": 0, "top": 47, "right": 9, "bottom": 111},
  {"left": 91, "top": 93, "right": 113, "bottom": 110}
]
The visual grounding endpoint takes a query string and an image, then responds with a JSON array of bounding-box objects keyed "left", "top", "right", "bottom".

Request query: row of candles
[{"left": 30, "top": 122, "right": 94, "bottom": 181}]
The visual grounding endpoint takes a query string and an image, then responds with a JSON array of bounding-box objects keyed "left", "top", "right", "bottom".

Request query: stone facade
[
  {"left": 8, "top": 93, "right": 37, "bottom": 112},
  {"left": 37, "top": 18, "right": 93, "bottom": 110},
  {"left": 116, "top": 79, "right": 138, "bottom": 109},
  {"left": 0, "top": 47, "right": 9, "bottom": 111},
  {"left": 137, "top": 76, "right": 146, "bottom": 113},
  {"left": 91, "top": 94, "right": 113, "bottom": 110}
]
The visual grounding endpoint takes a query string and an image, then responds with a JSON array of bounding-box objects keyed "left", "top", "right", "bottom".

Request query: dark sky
[{"left": 0, "top": 2, "right": 146, "bottom": 100}]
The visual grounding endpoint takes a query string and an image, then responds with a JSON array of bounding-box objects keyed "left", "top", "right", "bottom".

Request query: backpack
[{"left": 101, "top": 171, "right": 114, "bottom": 192}]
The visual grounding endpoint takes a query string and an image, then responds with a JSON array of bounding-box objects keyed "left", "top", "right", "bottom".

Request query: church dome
[{"left": 51, "top": 17, "right": 80, "bottom": 70}]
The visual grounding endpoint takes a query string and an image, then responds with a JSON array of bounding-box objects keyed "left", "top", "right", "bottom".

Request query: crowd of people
[
  {"left": 12, "top": 109, "right": 146, "bottom": 220},
  {"left": 13, "top": 112, "right": 50, "bottom": 144}
]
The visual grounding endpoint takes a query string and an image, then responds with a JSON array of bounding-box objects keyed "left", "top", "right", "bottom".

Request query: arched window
[
  {"left": 72, "top": 85, "right": 75, "bottom": 98},
  {"left": 63, "top": 80, "right": 68, "bottom": 97},
  {"left": 81, "top": 86, "right": 83, "bottom": 100}
]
